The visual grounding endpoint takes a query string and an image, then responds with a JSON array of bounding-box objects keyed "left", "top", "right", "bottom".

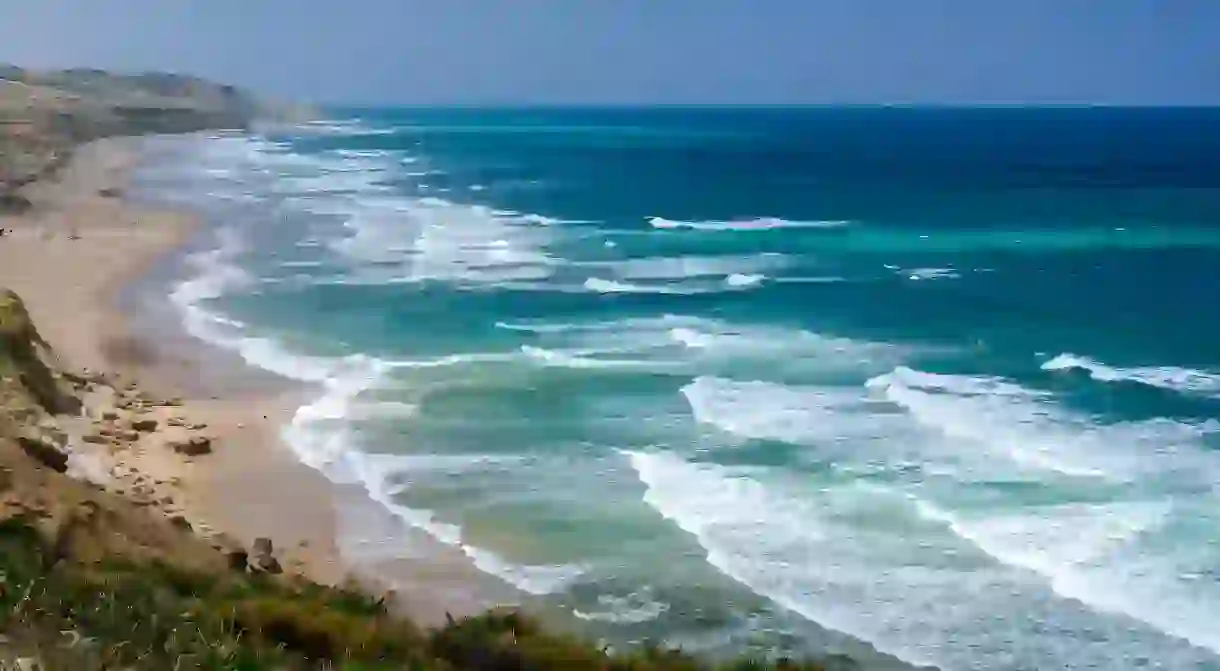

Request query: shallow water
[{"left": 132, "top": 108, "right": 1220, "bottom": 670}]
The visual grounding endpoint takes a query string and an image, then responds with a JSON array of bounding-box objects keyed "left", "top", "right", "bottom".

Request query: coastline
[
  {"left": 0, "top": 137, "right": 348, "bottom": 589},
  {"left": 0, "top": 133, "right": 511, "bottom": 629}
]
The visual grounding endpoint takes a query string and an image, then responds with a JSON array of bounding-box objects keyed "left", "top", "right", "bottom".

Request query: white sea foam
[
  {"left": 498, "top": 315, "right": 905, "bottom": 375},
  {"left": 325, "top": 196, "right": 560, "bottom": 284},
  {"left": 648, "top": 216, "right": 851, "bottom": 231},
  {"left": 580, "top": 276, "right": 762, "bottom": 295},
  {"left": 520, "top": 345, "right": 653, "bottom": 370},
  {"left": 627, "top": 450, "right": 1220, "bottom": 669},
  {"left": 573, "top": 590, "right": 671, "bottom": 624},
  {"left": 1043, "top": 353, "right": 1220, "bottom": 397},
  {"left": 583, "top": 278, "right": 677, "bottom": 294},
  {"left": 913, "top": 498, "right": 1220, "bottom": 657},
  {"left": 866, "top": 366, "right": 1220, "bottom": 483},
  {"left": 724, "top": 273, "right": 765, "bottom": 287},
  {"left": 577, "top": 254, "right": 788, "bottom": 282},
  {"left": 901, "top": 267, "right": 960, "bottom": 281},
  {"left": 680, "top": 376, "right": 895, "bottom": 446},
  {"left": 626, "top": 450, "right": 928, "bottom": 664}
]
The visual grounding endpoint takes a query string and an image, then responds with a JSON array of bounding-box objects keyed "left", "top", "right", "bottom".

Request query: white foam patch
[
  {"left": 330, "top": 197, "right": 560, "bottom": 285},
  {"left": 681, "top": 376, "right": 890, "bottom": 445},
  {"left": 648, "top": 216, "right": 851, "bottom": 231},
  {"left": 866, "top": 366, "right": 1220, "bottom": 483},
  {"left": 582, "top": 278, "right": 687, "bottom": 294},
  {"left": 577, "top": 254, "right": 788, "bottom": 282},
  {"left": 1043, "top": 353, "right": 1220, "bottom": 398},
  {"left": 901, "top": 267, "right": 960, "bottom": 281},
  {"left": 520, "top": 345, "right": 655, "bottom": 370},
  {"left": 725, "top": 273, "right": 765, "bottom": 287},
  {"left": 497, "top": 315, "right": 906, "bottom": 375},
  {"left": 573, "top": 590, "right": 671, "bottom": 624}
]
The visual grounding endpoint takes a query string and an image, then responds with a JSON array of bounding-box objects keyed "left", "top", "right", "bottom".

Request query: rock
[
  {"left": 81, "top": 369, "right": 110, "bottom": 385},
  {"left": 131, "top": 418, "right": 158, "bottom": 432},
  {"left": 253, "top": 537, "right": 274, "bottom": 556},
  {"left": 0, "top": 290, "right": 83, "bottom": 415},
  {"left": 249, "top": 537, "right": 283, "bottom": 573},
  {"left": 81, "top": 433, "right": 108, "bottom": 445},
  {"left": 189, "top": 422, "right": 209, "bottom": 430},
  {"left": 17, "top": 434, "right": 69, "bottom": 473},
  {"left": 227, "top": 548, "right": 249, "bottom": 572},
  {"left": 168, "top": 515, "right": 191, "bottom": 530},
  {"left": 167, "top": 417, "right": 187, "bottom": 427},
  {"left": 254, "top": 554, "right": 283, "bottom": 574},
  {"left": 35, "top": 420, "right": 68, "bottom": 447},
  {"left": 117, "top": 429, "right": 140, "bottom": 442},
  {"left": 171, "top": 435, "right": 212, "bottom": 456},
  {"left": 100, "top": 409, "right": 120, "bottom": 421}
]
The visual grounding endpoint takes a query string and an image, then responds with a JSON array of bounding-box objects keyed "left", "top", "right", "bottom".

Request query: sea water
[{"left": 132, "top": 107, "right": 1220, "bottom": 670}]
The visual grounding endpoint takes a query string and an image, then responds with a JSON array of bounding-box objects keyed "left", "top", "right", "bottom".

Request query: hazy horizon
[{"left": 3, "top": 0, "right": 1218, "bottom": 106}]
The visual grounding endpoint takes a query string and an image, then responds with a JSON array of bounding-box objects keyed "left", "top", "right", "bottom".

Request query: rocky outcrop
[
  {"left": 16, "top": 433, "right": 68, "bottom": 473},
  {"left": 251, "top": 536, "right": 283, "bottom": 574},
  {"left": 0, "top": 290, "right": 81, "bottom": 417}
]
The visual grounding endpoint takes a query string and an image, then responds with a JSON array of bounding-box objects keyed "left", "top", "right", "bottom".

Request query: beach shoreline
[
  {"left": 0, "top": 136, "right": 350, "bottom": 588},
  {"left": 0, "top": 134, "right": 509, "bottom": 627}
]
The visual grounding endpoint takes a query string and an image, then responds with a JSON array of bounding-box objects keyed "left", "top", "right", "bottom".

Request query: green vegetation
[{"left": 0, "top": 517, "right": 835, "bottom": 671}]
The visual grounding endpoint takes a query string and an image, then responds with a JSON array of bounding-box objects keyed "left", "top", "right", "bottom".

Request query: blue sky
[{"left": 2, "top": 0, "right": 1218, "bottom": 105}]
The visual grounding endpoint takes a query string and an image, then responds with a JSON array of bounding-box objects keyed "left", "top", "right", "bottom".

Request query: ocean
[{"left": 131, "top": 107, "right": 1220, "bottom": 670}]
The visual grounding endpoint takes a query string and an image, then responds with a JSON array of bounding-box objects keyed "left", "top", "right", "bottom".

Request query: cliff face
[
  {"left": 0, "top": 66, "right": 312, "bottom": 206},
  {"left": 0, "top": 289, "right": 80, "bottom": 420}
]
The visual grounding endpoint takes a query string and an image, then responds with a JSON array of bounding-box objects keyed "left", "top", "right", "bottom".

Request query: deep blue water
[{"left": 135, "top": 107, "right": 1220, "bottom": 670}]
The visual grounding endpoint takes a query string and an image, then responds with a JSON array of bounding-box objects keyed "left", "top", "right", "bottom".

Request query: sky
[{"left": 1, "top": 0, "right": 1218, "bottom": 105}]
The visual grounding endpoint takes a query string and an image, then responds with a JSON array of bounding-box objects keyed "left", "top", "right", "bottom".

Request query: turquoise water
[{"left": 136, "top": 108, "right": 1220, "bottom": 670}]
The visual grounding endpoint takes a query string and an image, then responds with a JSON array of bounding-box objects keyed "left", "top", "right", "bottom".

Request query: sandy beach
[{"left": 0, "top": 137, "right": 348, "bottom": 586}]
